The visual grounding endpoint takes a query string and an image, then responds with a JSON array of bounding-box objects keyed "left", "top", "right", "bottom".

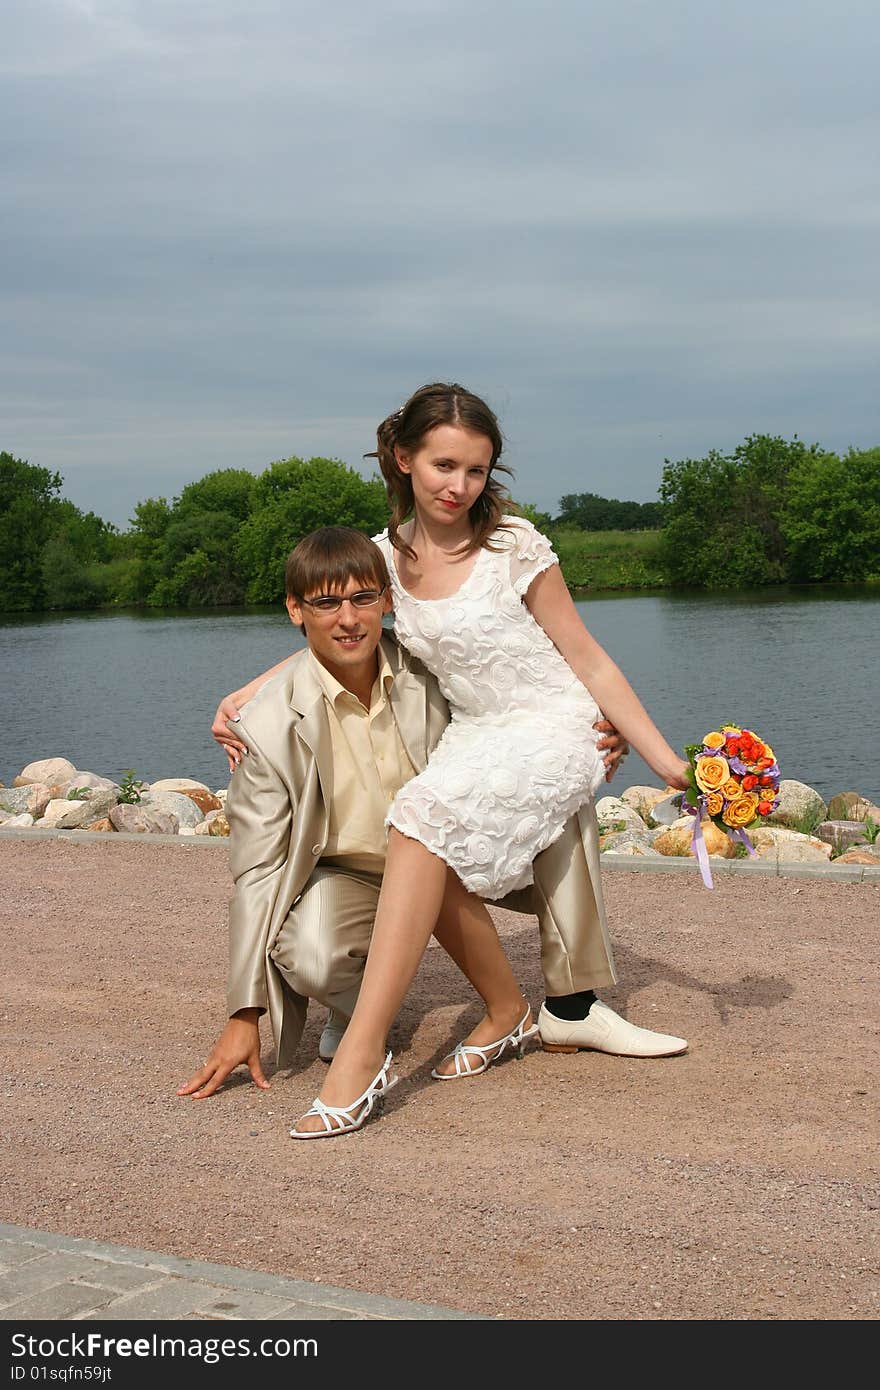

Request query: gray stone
[
  {"left": 109, "top": 804, "right": 180, "bottom": 835},
  {"left": 0, "top": 787, "right": 35, "bottom": 815},
  {"left": 139, "top": 789, "right": 205, "bottom": 829},
  {"left": 765, "top": 779, "right": 827, "bottom": 831},
  {"left": 814, "top": 820, "right": 870, "bottom": 854},
  {"left": 595, "top": 794, "right": 646, "bottom": 834},
  {"left": 53, "top": 789, "right": 119, "bottom": 829},
  {"left": 600, "top": 830, "right": 663, "bottom": 857},
  {"left": 0, "top": 813, "right": 35, "bottom": 829}
]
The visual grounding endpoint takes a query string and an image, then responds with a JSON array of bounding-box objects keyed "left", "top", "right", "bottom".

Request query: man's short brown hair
[{"left": 285, "top": 526, "right": 389, "bottom": 599}]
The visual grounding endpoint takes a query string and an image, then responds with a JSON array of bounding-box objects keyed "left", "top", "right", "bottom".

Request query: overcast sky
[{"left": 3, "top": 0, "right": 878, "bottom": 527}]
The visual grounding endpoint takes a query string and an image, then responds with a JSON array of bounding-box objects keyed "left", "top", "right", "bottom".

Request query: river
[{"left": 3, "top": 586, "right": 878, "bottom": 804}]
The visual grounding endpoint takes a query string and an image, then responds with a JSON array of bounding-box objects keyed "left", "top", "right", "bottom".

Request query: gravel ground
[{"left": 2, "top": 837, "right": 877, "bottom": 1321}]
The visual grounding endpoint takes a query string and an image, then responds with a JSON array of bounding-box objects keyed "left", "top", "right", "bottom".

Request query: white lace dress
[{"left": 373, "top": 517, "right": 607, "bottom": 898}]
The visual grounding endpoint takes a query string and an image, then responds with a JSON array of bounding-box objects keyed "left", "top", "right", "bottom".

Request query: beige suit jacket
[{"left": 226, "top": 633, "right": 615, "bottom": 1066}]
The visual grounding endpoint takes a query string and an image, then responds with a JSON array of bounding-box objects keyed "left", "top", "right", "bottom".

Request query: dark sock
[{"left": 544, "top": 990, "right": 598, "bottom": 1022}]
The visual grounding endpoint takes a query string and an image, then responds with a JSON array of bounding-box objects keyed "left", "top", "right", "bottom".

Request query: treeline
[
  {"left": 0, "top": 452, "right": 388, "bottom": 613},
  {"left": 556, "top": 492, "right": 663, "bottom": 530},
  {"left": 658, "top": 435, "right": 880, "bottom": 587},
  {"left": 1, "top": 434, "right": 878, "bottom": 613}
]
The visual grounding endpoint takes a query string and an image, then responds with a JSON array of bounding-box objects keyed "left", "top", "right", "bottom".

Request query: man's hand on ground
[
  {"left": 176, "top": 1011, "right": 269, "bottom": 1098},
  {"left": 593, "top": 718, "right": 630, "bottom": 784}
]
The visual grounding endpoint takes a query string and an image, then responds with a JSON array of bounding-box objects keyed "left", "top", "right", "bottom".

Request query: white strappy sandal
[
  {"left": 290, "top": 1052, "right": 398, "bottom": 1139},
  {"left": 431, "top": 1006, "right": 539, "bottom": 1080}
]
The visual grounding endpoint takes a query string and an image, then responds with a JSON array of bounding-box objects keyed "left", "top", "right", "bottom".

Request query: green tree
[
  {"left": 0, "top": 453, "right": 65, "bottom": 610},
  {"left": 557, "top": 491, "right": 664, "bottom": 530},
  {"left": 238, "top": 457, "right": 388, "bottom": 603},
  {"left": 781, "top": 446, "right": 880, "bottom": 582},
  {"left": 658, "top": 435, "right": 830, "bottom": 589}
]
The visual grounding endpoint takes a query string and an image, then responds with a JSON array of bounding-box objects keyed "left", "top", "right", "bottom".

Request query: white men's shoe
[
  {"left": 537, "top": 1000, "right": 687, "bottom": 1057},
  {"left": 318, "top": 1009, "right": 349, "bottom": 1062}
]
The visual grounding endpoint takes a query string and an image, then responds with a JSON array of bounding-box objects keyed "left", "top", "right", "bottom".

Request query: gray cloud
[{"left": 2, "top": 0, "right": 878, "bottom": 526}]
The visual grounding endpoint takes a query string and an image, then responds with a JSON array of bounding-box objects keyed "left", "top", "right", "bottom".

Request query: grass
[{"left": 550, "top": 527, "right": 668, "bottom": 592}]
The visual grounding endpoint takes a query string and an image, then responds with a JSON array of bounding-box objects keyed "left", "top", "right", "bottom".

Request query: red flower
[
  {"left": 758, "top": 801, "right": 773, "bottom": 815},
  {"left": 742, "top": 775, "right": 759, "bottom": 790}
]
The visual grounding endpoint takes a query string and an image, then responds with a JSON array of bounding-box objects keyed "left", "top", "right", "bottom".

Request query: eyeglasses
[{"left": 298, "top": 585, "right": 387, "bottom": 615}]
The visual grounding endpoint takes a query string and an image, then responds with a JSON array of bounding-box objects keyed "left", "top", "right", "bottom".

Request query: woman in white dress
[{"left": 286, "top": 382, "right": 690, "bottom": 1137}]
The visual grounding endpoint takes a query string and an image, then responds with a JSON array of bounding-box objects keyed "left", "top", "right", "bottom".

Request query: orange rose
[
  {"left": 757, "top": 800, "right": 773, "bottom": 815},
  {"left": 694, "top": 756, "right": 729, "bottom": 793},
  {"left": 742, "top": 774, "right": 759, "bottom": 791},
  {"left": 722, "top": 778, "right": 743, "bottom": 801},
  {"left": 702, "top": 730, "right": 726, "bottom": 751},
  {"left": 705, "top": 791, "right": 723, "bottom": 816},
  {"left": 722, "top": 792, "right": 760, "bottom": 827},
  {"left": 757, "top": 756, "right": 774, "bottom": 770}
]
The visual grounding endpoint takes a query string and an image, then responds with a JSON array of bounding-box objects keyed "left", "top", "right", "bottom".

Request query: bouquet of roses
[{"left": 664, "top": 724, "right": 781, "bottom": 887}]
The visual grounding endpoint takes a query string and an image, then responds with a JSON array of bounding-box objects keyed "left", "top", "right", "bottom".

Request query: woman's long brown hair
[{"left": 365, "top": 382, "right": 519, "bottom": 559}]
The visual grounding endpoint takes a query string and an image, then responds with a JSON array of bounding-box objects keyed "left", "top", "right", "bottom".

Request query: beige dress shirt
[{"left": 308, "top": 648, "right": 416, "bottom": 873}]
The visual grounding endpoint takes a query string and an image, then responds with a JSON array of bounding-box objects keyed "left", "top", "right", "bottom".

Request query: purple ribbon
[
  {"left": 729, "top": 827, "right": 757, "bottom": 857},
  {"left": 680, "top": 794, "right": 714, "bottom": 889}
]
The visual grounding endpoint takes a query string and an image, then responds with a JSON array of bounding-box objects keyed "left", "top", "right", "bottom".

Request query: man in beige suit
[{"left": 179, "top": 528, "right": 685, "bottom": 1100}]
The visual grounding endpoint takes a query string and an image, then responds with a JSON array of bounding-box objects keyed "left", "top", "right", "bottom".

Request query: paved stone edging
[
  {"left": 2, "top": 825, "right": 879, "bottom": 881},
  {"left": 0, "top": 1223, "right": 482, "bottom": 1322}
]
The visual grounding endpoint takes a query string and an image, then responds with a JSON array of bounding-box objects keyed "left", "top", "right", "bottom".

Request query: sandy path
[{"left": 2, "top": 837, "right": 877, "bottom": 1320}]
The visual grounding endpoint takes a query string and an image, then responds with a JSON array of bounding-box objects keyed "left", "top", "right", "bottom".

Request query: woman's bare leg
[
  {"left": 431, "top": 874, "right": 531, "bottom": 1075},
  {"left": 292, "top": 830, "right": 528, "bottom": 1131}
]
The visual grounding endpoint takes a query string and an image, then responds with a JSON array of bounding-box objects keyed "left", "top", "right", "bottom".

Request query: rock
[
  {"left": 86, "top": 817, "right": 116, "bottom": 833},
  {"left": 138, "top": 790, "right": 205, "bottom": 829},
  {"left": 40, "top": 798, "right": 82, "bottom": 828},
  {"left": 765, "top": 779, "right": 827, "bottom": 831},
  {"left": 109, "top": 804, "right": 180, "bottom": 835},
  {"left": 13, "top": 757, "right": 76, "bottom": 787},
  {"left": 619, "top": 786, "right": 671, "bottom": 825},
  {"left": 600, "top": 830, "right": 662, "bottom": 857},
  {"left": 207, "top": 812, "right": 230, "bottom": 837},
  {"left": 214, "top": 789, "right": 228, "bottom": 804},
  {"left": 748, "top": 826, "right": 832, "bottom": 863},
  {"left": 178, "top": 825, "right": 199, "bottom": 836},
  {"left": 0, "top": 786, "right": 51, "bottom": 817},
  {"left": 814, "top": 821, "right": 870, "bottom": 855},
  {"left": 834, "top": 845, "right": 880, "bottom": 865},
  {"left": 654, "top": 819, "right": 737, "bottom": 859},
  {"left": 595, "top": 795, "right": 646, "bottom": 834},
  {"left": 52, "top": 789, "right": 119, "bottom": 830},
  {"left": 149, "top": 779, "right": 222, "bottom": 815},
  {"left": 826, "top": 791, "right": 880, "bottom": 823},
  {"left": 60, "top": 772, "right": 119, "bottom": 795},
  {"left": 0, "top": 813, "right": 35, "bottom": 829}
]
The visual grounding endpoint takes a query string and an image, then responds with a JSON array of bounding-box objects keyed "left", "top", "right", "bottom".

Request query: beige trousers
[
  {"left": 270, "top": 865, "right": 382, "bottom": 1024},
  {"left": 270, "top": 814, "right": 616, "bottom": 1058}
]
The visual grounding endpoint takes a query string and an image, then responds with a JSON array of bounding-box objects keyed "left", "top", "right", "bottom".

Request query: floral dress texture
[{"left": 373, "top": 517, "right": 606, "bottom": 898}]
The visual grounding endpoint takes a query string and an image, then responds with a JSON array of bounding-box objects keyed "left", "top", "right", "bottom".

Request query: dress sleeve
[{"left": 505, "top": 517, "right": 560, "bottom": 597}]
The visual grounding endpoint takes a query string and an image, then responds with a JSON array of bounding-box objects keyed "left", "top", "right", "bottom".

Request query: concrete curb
[
  {"left": 0, "top": 1223, "right": 483, "bottom": 1321},
  {"left": 3, "top": 826, "right": 880, "bottom": 881}
]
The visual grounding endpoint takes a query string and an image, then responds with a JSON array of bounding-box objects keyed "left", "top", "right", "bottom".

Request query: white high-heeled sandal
[
  {"left": 431, "top": 1006, "right": 539, "bottom": 1080},
  {"left": 289, "top": 1052, "right": 398, "bottom": 1139}
]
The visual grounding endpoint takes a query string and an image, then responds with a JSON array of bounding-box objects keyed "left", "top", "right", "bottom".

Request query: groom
[{"left": 179, "top": 527, "right": 685, "bottom": 1099}]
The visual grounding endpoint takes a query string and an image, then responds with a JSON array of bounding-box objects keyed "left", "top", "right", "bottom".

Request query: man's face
[{"left": 286, "top": 574, "right": 392, "bottom": 690}]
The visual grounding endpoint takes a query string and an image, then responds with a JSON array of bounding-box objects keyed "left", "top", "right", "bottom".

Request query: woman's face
[{"left": 395, "top": 424, "right": 493, "bottom": 526}]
